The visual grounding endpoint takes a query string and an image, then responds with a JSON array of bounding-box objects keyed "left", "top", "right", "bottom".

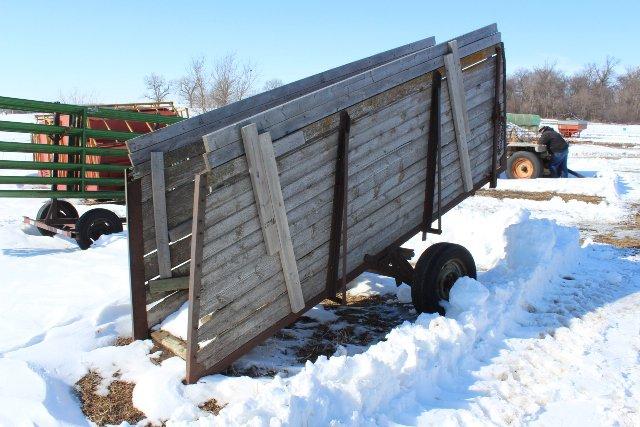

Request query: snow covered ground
[{"left": 0, "top": 113, "right": 639, "bottom": 426}]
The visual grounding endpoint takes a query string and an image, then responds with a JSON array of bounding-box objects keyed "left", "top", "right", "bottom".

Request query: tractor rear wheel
[
  {"left": 35, "top": 200, "right": 78, "bottom": 237},
  {"left": 411, "top": 242, "right": 476, "bottom": 315},
  {"left": 75, "top": 208, "right": 123, "bottom": 249},
  {"left": 507, "top": 151, "right": 542, "bottom": 179}
]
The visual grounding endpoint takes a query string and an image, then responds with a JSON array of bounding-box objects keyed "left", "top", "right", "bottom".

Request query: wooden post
[
  {"left": 150, "top": 152, "right": 172, "bottom": 278},
  {"left": 444, "top": 40, "right": 474, "bottom": 192},
  {"left": 126, "top": 178, "right": 149, "bottom": 339},
  {"left": 186, "top": 172, "right": 207, "bottom": 383}
]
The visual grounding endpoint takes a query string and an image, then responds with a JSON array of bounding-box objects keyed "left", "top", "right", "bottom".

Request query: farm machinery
[{"left": 0, "top": 96, "right": 185, "bottom": 248}]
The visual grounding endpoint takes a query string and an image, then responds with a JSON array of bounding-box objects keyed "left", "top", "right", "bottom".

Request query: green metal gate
[{"left": 0, "top": 96, "right": 184, "bottom": 200}]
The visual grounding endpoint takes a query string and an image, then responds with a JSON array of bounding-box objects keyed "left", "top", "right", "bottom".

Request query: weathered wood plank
[
  {"left": 240, "top": 124, "right": 279, "bottom": 255},
  {"left": 444, "top": 40, "right": 473, "bottom": 192},
  {"left": 151, "top": 330, "right": 187, "bottom": 360},
  {"left": 148, "top": 276, "right": 189, "bottom": 294},
  {"left": 150, "top": 152, "right": 172, "bottom": 278},
  {"left": 147, "top": 290, "right": 188, "bottom": 329},
  {"left": 257, "top": 131, "right": 305, "bottom": 313},
  {"left": 186, "top": 172, "right": 207, "bottom": 381}
]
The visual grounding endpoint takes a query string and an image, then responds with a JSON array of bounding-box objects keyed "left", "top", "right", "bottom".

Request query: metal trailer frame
[{"left": 0, "top": 96, "right": 185, "bottom": 247}]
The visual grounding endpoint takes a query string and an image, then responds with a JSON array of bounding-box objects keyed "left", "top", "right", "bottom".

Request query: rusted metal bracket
[
  {"left": 491, "top": 43, "right": 506, "bottom": 188},
  {"left": 422, "top": 70, "right": 443, "bottom": 240},
  {"left": 363, "top": 246, "right": 415, "bottom": 286},
  {"left": 326, "top": 110, "right": 351, "bottom": 303}
]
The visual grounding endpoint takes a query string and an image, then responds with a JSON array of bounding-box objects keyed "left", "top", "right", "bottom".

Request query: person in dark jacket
[{"left": 539, "top": 126, "right": 569, "bottom": 178}]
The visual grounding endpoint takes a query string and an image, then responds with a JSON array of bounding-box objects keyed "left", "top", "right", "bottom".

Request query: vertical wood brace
[
  {"left": 490, "top": 43, "right": 505, "bottom": 188},
  {"left": 126, "top": 178, "right": 149, "bottom": 339},
  {"left": 326, "top": 111, "right": 351, "bottom": 298},
  {"left": 186, "top": 172, "right": 207, "bottom": 383},
  {"left": 150, "top": 152, "right": 172, "bottom": 278},
  {"left": 240, "top": 124, "right": 279, "bottom": 255},
  {"left": 444, "top": 39, "right": 474, "bottom": 192},
  {"left": 422, "top": 71, "right": 443, "bottom": 237},
  {"left": 257, "top": 131, "right": 305, "bottom": 313}
]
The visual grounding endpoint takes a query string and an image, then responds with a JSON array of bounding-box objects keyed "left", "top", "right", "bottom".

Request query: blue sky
[{"left": 1, "top": 0, "right": 638, "bottom": 104}]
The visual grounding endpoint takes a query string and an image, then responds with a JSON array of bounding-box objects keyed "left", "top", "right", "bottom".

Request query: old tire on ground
[
  {"left": 411, "top": 242, "right": 477, "bottom": 315},
  {"left": 35, "top": 200, "right": 78, "bottom": 237},
  {"left": 75, "top": 208, "right": 123, "bottom": 250},
  {"left": 506, "top": 151, "right": 541, "bottom": 179}
]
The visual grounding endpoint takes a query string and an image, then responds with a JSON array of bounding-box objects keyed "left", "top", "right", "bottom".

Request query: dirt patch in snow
[
  {"left": 593, "top": 205, "right": 640, "bottom": 249},
  {"left": 476, "top": 188, "right": 604, "bottom": 204},
  {"left": 114, "top": 336, "right": 134, "bottom": 346},
  {"left": 225, "top": 293, "right": 417, "bottom": 377},
  {"left": 75, "top": 371, "right": 145, "bottom": 426},
  {"left": 199, "top": 398, "right": 225, "bottom": 416},
  {"left": 594, "top": 233, "right": 640, "bottom": 249}
]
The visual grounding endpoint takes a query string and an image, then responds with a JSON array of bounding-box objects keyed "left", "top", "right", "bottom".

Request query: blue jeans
[{"left": 549, "top": 149, "right": 569, "bottom": 178}]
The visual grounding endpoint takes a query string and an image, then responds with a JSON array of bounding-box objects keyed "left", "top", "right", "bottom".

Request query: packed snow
[{"left": 0, "top": 113, "right": 639, "bottom": 426}]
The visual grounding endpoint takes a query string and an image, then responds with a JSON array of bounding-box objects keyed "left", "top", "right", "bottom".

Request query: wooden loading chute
[{"left": 124, "top": 24, "right": 506, "bottom": 383}]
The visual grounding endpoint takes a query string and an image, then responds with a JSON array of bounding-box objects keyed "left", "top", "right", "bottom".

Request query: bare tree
[
  {"left": 506, "top": 57, "right": 640, "bottom": 124},
  {"left": 210, "top": 53, "right": 259, "bottom": 108},
  {"left": 144, "top": 73, "right": 171, "bottom": 104},
  {"left": 263, "top": 78, "right": 284, "bottom": 92},
  {"left": 58, "top": 88, "right": 98, "bottom": 105},
  {"left": 173, "top": 54, "right": 263, "bottom": 114},
  {"left": 175, "top": 57, "right": 206, "bottom": 111},
  {"left": 210, "top": 54, "right": 236, "bottom": 108}
]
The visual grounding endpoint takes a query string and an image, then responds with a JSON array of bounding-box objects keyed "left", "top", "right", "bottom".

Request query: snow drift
[{"left": 77, "top": 211, "right": 580, "bottom": 425}]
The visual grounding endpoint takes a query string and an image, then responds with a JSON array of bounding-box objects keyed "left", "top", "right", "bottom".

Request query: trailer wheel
[
  {"left": 75, "top": 208, "right": 123, "bottom": 250},
  {"left": 507, "top": 151, "right": 541, "bottom": 179},
  {"left": 412, "top": 242, "right": 476, "bottom": 315},
  {"left": 35, "top": 200, "right": 78, "bottom": 237}
]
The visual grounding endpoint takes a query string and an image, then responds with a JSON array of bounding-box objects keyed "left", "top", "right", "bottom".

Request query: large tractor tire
[
  {"left": 75, "top": 208, "right": 123, "bottom": 249},
  {"left": 35, "top": 200, "right": 78, "bottom": 237},
  {"left": 411, "top": 242, "right": 477, "bottom": 315},
  {"left": 506, "top": 151, "right": 542, "bottom": 179}
]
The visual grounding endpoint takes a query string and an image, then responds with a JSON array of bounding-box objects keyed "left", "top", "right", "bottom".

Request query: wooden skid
[{"left": 124, "top": 26, "right": 506, "bottom": 383}]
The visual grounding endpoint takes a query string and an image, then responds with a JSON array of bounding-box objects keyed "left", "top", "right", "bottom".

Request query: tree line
[
  {"left": 507, "top": 57, "right": 640, "bottom": 124},
  {"left": 143, "top": 53, "right": 283, "bottom": 114}
]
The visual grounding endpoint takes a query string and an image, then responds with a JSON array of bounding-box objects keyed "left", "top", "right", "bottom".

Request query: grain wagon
[{"left": 124, "top": 24, "right": 506, "bottom": 383}]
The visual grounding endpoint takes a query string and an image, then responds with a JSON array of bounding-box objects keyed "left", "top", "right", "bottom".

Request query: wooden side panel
[{"left": 194, "top": 53, "right": 500, "bottom": 369}]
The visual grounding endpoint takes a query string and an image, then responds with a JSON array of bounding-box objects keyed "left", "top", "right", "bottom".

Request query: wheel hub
[
  {"left": 512, "top": 158, "right": 534, "bottom": 179},
  {"left": 436, "top": 258, "right": 465, "bottom": 300},
  {"left": 87, "top": 220, "right": 112, "bottom": 241}
]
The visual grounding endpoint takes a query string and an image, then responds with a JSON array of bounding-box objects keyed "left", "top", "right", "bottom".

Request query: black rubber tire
[
  {"left": 412, "top": 242, "right": 477, "bottom": 315},
  {"left": 75, "top": 208, "right": 123, "bottom": 250},
  {"left": 506, "top": 151, "right": 542, "bottom": 179},
  {"left": 35, "top": 200, "right": 78, "bottom": 237}
]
